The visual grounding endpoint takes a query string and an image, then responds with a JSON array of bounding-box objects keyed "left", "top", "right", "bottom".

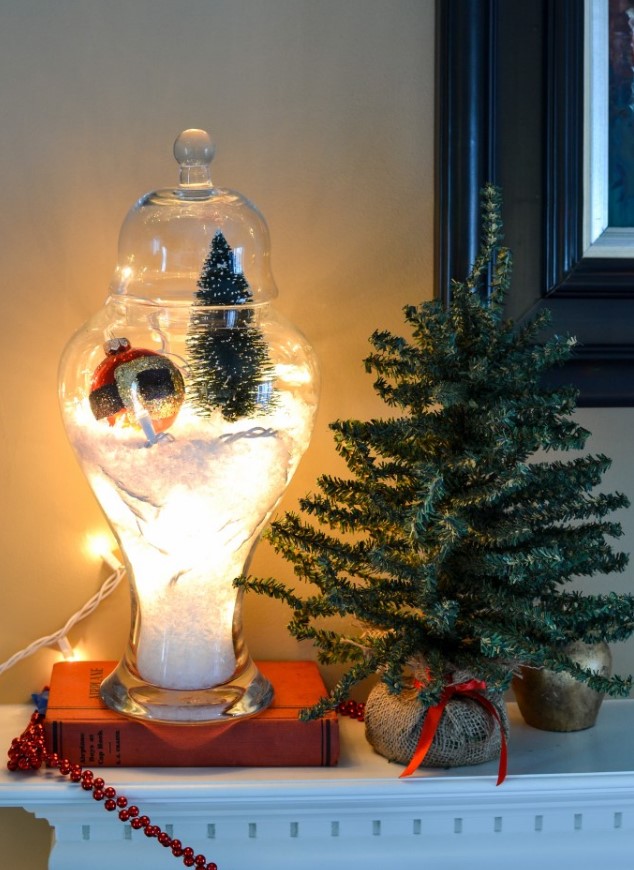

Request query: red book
[{"left": 44, "top": 660, "right": 339, "bottom": 767}]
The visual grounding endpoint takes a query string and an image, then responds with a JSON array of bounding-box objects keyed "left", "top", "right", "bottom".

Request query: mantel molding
[{"left": 1, "top": 701, "right": 634, "bottom": 868}]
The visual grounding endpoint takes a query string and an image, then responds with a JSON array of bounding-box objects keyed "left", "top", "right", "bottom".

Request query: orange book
[{"left": 44, "top": 660, "right": 339, "bottom": 767}]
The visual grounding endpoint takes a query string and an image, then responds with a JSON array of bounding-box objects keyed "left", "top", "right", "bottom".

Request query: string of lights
[{"left": 0, "top": 544, "right": 124, "bottom": 677}]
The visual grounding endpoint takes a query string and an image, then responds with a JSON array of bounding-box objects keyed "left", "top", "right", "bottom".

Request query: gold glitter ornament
[{"left": 89, "top": 338, "right": 185, "bottom": 435}]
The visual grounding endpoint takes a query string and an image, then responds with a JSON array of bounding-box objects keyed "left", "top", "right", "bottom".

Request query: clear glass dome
[{"left": 111, "top": 128, "right": 278, "bottom": 304}]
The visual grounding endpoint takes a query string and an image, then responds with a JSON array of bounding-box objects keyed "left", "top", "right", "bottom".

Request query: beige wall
[{"left": 0, "top": 1, "right": 434, "bottom": 864}]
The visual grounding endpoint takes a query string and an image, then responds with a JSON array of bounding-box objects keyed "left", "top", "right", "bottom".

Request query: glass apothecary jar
[{"left": 59, "top": 130, "right": 319, "bottom": 723}]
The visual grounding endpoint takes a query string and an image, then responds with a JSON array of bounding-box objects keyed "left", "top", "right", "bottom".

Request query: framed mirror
[{"left": 436, "top": 0, "right": 634, "bottom": 406}]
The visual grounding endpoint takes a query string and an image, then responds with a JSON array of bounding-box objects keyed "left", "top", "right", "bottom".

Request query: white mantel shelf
[{"left": 2, "top": 701, "right": 634, "bottom": 869}]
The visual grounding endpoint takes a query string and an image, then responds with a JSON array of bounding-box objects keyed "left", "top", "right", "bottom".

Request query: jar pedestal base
[{"left": 100, "top": 658, "right": 274, "bottom": 724}]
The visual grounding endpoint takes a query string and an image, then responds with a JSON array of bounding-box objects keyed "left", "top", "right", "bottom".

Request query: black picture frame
[{"left": 436, "top": 0, "right": 634, "bottom": 407}]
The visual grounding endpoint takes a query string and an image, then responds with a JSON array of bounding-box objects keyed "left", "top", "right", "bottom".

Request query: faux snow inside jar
[{"left": 59, "top": 130, "right": 319, "bottom": 723}]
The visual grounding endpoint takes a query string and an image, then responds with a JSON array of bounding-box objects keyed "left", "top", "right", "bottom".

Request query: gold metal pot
[{"left": 512, "top": 641, "right": 612, "bottom": 732}]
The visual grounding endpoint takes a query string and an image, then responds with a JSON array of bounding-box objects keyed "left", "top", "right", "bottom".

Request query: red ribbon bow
[{"left": 399, "top": 678, "right": 507, "bottom": 786}]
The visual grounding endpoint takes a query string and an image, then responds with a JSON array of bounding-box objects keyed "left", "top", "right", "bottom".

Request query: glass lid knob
[{"left": 173, "top": 128, "right": 215, "bottom": 189}]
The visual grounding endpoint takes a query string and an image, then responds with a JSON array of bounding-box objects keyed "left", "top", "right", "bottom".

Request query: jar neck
[{"left": 104, "top": 294, "right": 273, "bottom": 329}]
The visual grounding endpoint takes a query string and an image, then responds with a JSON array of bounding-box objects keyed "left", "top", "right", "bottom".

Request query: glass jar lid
[{"left": 110, "top": 129, "right": 278, "bottom": 306}]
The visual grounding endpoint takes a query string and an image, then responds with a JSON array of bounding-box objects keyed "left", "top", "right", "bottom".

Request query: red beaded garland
[
  {"left": 336, "top": 699, "right": 366, "bottom": 721},
  {"left": 171, "top": 838, "right": 183, "bottom": 856},
  {"left": 6, "top": 708, "right": 217, "bottom": 870}
]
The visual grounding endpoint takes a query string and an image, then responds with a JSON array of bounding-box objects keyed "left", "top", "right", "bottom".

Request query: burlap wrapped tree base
[{"left": 364, "top": 681, "right": 509, "bottom": 769}]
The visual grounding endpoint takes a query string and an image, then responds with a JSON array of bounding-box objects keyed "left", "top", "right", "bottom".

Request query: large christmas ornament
[{"left": 89, "top": 337, "right": 185, "bottom": 435}]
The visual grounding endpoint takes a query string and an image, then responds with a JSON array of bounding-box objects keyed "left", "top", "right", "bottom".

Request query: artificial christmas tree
[
  {"left": 187, "top": 229, "right": 275, "bottom": 421},
  {"left": 238, "top": 185, "right": 634, "bottom": 770}
]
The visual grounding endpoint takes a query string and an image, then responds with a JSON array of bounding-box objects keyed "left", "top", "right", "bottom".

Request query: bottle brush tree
[
  {"left": 237, "top": 185, "right": 634, "bottom": 719},
  {"left": 187, "top": 229, "right": 275, "bottom": 421}
]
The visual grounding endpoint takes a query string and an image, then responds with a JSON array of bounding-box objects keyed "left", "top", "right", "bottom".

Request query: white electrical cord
[{"left": 0, "top": 561, "right": 125, "bottom": 677}]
